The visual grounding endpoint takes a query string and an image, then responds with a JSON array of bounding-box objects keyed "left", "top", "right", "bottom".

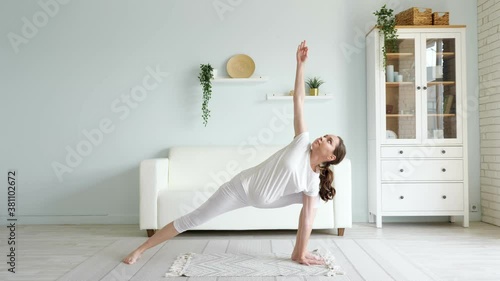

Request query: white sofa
[{"left": 140, "top": 146, "right": 352, "bottom": 237}]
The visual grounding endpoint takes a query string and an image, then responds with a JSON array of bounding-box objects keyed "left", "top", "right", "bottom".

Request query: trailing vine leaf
[
  {"left": 198, "top": 64, "right": 214, "bottom": 127},
  {"left": 374, "top": 4, "right": 399, "bottom": 69}
]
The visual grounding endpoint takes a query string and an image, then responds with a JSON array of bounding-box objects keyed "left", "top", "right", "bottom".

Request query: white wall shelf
[
  {"left": 266, "top": 94, "right": 333, "bottom": 101},
  {"left": 212, "top": 76, "right": 269, "bottom": 83}
]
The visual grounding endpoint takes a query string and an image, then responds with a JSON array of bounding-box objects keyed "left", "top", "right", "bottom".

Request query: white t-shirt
[{"left": 238, "top": 132, "right": 321, "bottom": 205}]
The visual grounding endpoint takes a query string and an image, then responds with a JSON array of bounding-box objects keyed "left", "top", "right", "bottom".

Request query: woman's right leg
[{"left": 123, "top": 180, "right": 247, "bottom": 264}]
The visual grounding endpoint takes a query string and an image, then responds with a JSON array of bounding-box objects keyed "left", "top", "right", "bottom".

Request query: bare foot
[{"left": 122, "top": 249, "right": 143, "bottom": 265}]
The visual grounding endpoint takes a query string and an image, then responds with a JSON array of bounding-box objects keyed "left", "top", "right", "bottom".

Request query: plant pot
[{"left": 309, "top": 88, "right": 319, "bottom": 96}]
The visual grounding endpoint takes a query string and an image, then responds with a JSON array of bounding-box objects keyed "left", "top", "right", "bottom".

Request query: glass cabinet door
[
  {"left": 423, "top": 35, "right": 460, "bottom": 142},
  {"left": 384, "top": 36, "right": 419, "bottom": 143}
]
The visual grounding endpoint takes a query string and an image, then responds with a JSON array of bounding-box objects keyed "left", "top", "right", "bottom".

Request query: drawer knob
[
  {"left": 400, "top": 169, "right": 404, "bottom": 172},
  {"left": 399, "top": 196, "right": 404, "bottom": 199},
  {"left": 442, "top": 195, "right": 447, "bottom": 199},
  {"left": 442, "top": 168, "right": 447, "bottom": 172},
  {"left": 399, "top": 150, "right": 404, "bottom": 154},
  {"left": 441, "top": 149, "right": 446, "bottom": 154}
]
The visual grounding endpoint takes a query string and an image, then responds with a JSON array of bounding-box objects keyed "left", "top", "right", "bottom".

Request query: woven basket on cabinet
[
  {"left": 395, "top": 7, "right": 433, "bottom": 25},
  {"left": 432, "top": 12, "right": 449, "bottom": 25}
]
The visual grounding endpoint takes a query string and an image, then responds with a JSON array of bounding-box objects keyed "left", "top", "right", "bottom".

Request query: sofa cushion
[{"left": 168, "top": 146, "right": 283, "bottom": 190}]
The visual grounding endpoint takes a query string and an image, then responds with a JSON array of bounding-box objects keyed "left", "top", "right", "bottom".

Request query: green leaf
[
  {"left": 374, "top": 4, "right": 399, "bottom": 69},
  {"left": 199, "top": 63, "right": 214, "bottom": 126}
]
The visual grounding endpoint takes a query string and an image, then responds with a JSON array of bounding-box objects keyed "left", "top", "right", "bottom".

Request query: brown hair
[{"left": 319, "top": 136, "right": 346, "bottom": 202}]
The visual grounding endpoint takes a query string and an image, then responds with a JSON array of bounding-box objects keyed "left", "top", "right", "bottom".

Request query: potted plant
[
  {"left": 305, "top": 77, "right": 325, "bottom": 96},
  {"left": 374, "top": 4, "right": 398, "bottom": 68},
  {"left": 198, "top": 63, "right": 214, "bottom": 127}
]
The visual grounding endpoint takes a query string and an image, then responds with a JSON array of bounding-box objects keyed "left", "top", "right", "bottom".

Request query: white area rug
[
  {"left": 165, "top": 250, "right": 344, "bottom": 277},
  {"left": 57, "top": 238, "right": 438, "bottom": 281}
]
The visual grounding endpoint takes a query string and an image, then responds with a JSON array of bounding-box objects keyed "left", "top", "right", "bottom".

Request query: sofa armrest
[
  {"left": 332, "top": 158, "right": 352, "bottom": 229},
  {"left": 140, "top": 158, "right": 169, "bottom": 230}
]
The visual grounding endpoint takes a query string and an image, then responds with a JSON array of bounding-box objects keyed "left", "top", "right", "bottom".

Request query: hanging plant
[
  {"left": 374, "top": 4, "right": 399, "bottom": 68},
  {"left": 198, "top": 64, "right": 214, "bottom": 127}
]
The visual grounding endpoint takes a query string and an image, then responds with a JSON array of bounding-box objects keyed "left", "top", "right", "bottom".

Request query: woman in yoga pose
[{"left": 123, "top": 40, "right": 346, "bottom": 266}]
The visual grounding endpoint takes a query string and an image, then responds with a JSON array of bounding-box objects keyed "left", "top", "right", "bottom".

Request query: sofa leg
[
  {"left": 337, "top": 228, "right": 345, "bottom": 236},
  {"left": 147, "top": 229, "right": 156, "bottom": 237}
]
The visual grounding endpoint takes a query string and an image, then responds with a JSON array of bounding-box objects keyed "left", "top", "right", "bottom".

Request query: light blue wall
[{"left": 0, "top": 0, "right": 479, "bottom": 224}]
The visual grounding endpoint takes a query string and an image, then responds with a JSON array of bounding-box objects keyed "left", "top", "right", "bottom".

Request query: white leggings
[{"left": 173, "top": 176, "right": 303, "bottom": 233}]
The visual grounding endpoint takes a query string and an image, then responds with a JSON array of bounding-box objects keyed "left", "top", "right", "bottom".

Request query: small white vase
[{"left": 386, "top": 65, "right": 394, "bottom": 82}]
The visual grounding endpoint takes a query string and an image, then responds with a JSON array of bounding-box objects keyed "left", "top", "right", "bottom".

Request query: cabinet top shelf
[
  {"left": 394, "top": 25, "right": 466, "bottom": 28},
  {"left": 367, "top": 25, "right": 466, "bottom": 36}
]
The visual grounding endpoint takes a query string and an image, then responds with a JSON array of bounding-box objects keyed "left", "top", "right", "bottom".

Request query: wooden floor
[{"left": 1, "top": 222, "right": 500, "bottom": 280}]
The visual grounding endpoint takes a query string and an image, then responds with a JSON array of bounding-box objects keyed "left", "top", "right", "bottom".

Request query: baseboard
[{"left": 0, "top": 214, "right": 139, "bottom": 224}]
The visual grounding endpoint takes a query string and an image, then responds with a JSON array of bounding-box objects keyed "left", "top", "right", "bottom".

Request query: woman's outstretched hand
[{"left": 296, "top": 40, "right": 308, "bottom": 65}]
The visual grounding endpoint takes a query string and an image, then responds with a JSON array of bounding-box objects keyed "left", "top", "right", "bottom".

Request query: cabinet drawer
[
  {"left": 382, "top": 183, "right": 464, "bottom": 212},
  {"left": 381, "top": 159, "right": 463, "bottom": 181},
  {"left": 381, "top": 146, "right": 462, "bottom": 158}
]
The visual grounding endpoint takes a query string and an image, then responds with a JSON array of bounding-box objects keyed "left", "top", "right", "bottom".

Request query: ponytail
[
  {"left": 318, "top": 136, "right": 346, "bottom": 202},
  {"left": 319, "top": 162, "right": 336, "bottom": 202}
]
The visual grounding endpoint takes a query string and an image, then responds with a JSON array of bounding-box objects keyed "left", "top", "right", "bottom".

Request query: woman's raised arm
[{"left": 293, "top": 40, "right": 308, "bottom": 138}]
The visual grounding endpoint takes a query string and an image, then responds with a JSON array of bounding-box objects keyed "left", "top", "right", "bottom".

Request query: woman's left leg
[
  {"left": 123, "top": 179, "right": 247, "bottom": 264},
  {"left": 123, "top": 221, "right": 179, "bottom": 264},
  {"left": 172, "top": 180, "right": 248, "bottom": 233}
]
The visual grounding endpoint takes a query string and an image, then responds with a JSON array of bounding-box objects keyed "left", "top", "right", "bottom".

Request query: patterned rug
[
  {"left": 56, "top": 238, "right": 438, "bottom": 281},
  {"left": 165, "top": 249, "right": 344, "bottom": 277}
]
